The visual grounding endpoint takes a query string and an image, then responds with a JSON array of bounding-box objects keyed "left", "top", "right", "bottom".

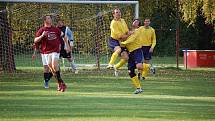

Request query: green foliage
[
  {"left": 138, "top": 0, "right": 215, "bottom": 56},
  {"left": 180, "top": 0, "right": 215, "bottom": 25}
]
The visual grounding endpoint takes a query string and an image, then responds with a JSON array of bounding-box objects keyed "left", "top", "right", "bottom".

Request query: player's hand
[
  {"left": 149, "top": 47, "right": 154, "bottom": 53},
  {"left": 42, "top": 31, "right": 48, "bottom": 37},
  {"left": 128, "top": 30, "right": 134, "bottom": 35}
]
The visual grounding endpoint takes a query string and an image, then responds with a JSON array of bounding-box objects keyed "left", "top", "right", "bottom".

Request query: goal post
[
  {"left": 0, "top": 0, "right": 139, "bottom": 18},
  {"left": 0, "top": 0, "right": 139, "bottom": 72},
  {"left": 3, "top": 0, "right": 139, "bottom": 18}
]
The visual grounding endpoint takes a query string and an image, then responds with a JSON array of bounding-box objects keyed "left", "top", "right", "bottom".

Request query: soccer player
[
  {"left": 34, "top": 15, "right": 67, "bottom": 92},
  {"left": 140, "top": 18, "right": 156, "bottom": 80},
  {"left": 107, "top": 8, "right": 133, "bottom": 76},
  {"left": 57, "top": 20, "right": 78, "bottom": 73},
  {"left": 120, "top": 19, "right": 144, "bottom": 94},
  {"left": 32, "top": 42, "right": 53, "bottom": 89}
]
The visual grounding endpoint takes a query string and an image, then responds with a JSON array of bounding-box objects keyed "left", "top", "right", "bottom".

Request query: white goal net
[{"left": 0, "top": 0, "right": 138, "bottom": 72}]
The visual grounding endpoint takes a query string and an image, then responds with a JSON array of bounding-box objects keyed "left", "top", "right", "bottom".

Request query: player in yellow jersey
[
  {"left": 138, "top": 18, "right": 156, "bottom": 80},
  {"left": 121, "top": 19, "right": 143, "bottom": 94},
  {"left": 107, "top": 8, "right": 133, "bottom": 76}
]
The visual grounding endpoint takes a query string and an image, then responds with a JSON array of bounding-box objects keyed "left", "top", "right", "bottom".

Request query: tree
[
  {"left": 180, "top": 0, "right": 215, "bottom": 25},
  {"left": 180, "top": 0, "right": 215, "bottom": 49}
]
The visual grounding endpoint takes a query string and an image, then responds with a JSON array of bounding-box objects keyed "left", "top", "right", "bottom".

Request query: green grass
[
  {"left": 0, "top": 68, "right": 215, "bottom": 121},
  {"left": 15, "top": 54, "right": 184, "bottom": 67}
]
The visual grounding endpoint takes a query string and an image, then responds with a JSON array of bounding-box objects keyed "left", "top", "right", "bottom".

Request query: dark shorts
[
  {"left": 142, "top": 46, "right": 152, "bottom": 60},
  {"left": 128, "top": 48, "right": 143, "bottom": 70},
  {"left": 108, "top": 37, "right": 127, "bottom": 52},
  {"left": 60, "top": 49, "right": 71, "bottom": 58}
]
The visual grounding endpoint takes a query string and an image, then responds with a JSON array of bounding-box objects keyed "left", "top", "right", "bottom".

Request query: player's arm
[
  {"left": 63, "top": 32, "right": 71, "bottom": 53},
  {"left": 66, "top": 27, "right": 74, "bottom": 47},
  {"left": 32, "top": 43, "right": 39, "bottom": 59},
  {"left": 149, "top": 29, "right": 156, "bottom": 53},
  {"left": 121, "top": 28, "right": 141, "bottom": 45},
  {"left": 66, "top": 27, "right": 74, "bottom": 41},
  {"left": 119, "top": 31, "right": 134, "bottom": 41},
  {"left": 34, "top": 31, "right": 48, "bottom": 43},
  {"left": 121, "top": 32, "right": 137, "bottom": 46}
]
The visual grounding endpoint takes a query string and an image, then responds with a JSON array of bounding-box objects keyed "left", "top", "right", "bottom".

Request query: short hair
[
  {"left": 112, "top": 8, "right": 120, "bottom": 15},
  {"left": 42, "top": 14, "right": 52, "bottom": 21},
  {"left": 57, "top": 19, "right": 64, "bottom": 23},
  {"left": 133, "top": 18, "right": 141, "bottom": 26},
  {"left": 144, "top": 17, "right": 151, "bottom": 21}
]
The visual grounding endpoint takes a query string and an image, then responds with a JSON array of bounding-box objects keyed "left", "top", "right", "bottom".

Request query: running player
[{"left": 34, "top": 15, "right": 67, "bottom": 92}]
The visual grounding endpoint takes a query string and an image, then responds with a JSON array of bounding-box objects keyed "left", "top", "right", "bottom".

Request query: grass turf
[{"left": 0, "top": 68, "right": 215, "bottom": 121}]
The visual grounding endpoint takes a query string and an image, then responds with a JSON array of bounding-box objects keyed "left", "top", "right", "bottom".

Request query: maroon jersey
[{"left": 35, "top": 26, "right": 61, "bottom": 54}]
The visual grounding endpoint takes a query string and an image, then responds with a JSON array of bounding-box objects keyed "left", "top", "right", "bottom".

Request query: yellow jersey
[
  {"left": 121, "top": 27, "right": 143, "bottom": 52},
  {"left": 139, "top": 26, "right": 156, "bottom": 48},
  {"left": 110, "top": 19, "right": 129, "bottom": 40}
]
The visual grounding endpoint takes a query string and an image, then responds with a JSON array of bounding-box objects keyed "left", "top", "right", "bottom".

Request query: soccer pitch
[{"left": 0, "top": 68, "right": 215, "bottom": 121}]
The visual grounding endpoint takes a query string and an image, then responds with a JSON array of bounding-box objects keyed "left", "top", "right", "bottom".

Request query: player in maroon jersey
[{"left": 34, "top": 15, "right": 67, "bottom": 92}]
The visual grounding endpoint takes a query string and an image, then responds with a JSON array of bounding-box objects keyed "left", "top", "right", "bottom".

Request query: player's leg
[
  {"left": 107, "top": 38, "right": 121, "bottom": 69},
  {"left": 141, "top": 46, "right": 151, "bottom": 80},
  {"left": 41, "top": 54, "right": 53, "bottom": 88},
  {"left": 128, "top": 53, "right": 142, "bottom": 94},
  {"left": 135, "top": 48, "right": 144, "bottom": 75},
  {"left": 60, "top": 48, "right": 67, "bottom": 71},
  {"left": 134, "top": 49, "right": 144, "bottom": 93},
  {"left": 67, "top": 57, "right": 78, "bottom": 74},
  {"left": 128, "top": 68, "right": 143, "bottom": 94},
  {"left": 115, "top": 48, "right": 128, "bottom": 69},
  {"left": 43, "top": 65, "right": 50, "bottom": 88},
  {"left": 52, "top": 52, "right": 67, "bottom": 92},
  {"left": 67, "top": 51, "right": 78, "bottom": 73},
  {"left": 45, "top": 53, "right": 67, "bottom": 92},
  {"left": 69, "top": 42, "right": 78, "bottom": 73},
  {"left": 107, "top": 46, "right": 121, "bottom": 68},
  {"left": 113, "top": 48, "right": 128, "bottom": 77}
]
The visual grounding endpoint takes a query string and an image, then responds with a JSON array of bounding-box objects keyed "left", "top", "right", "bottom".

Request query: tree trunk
[{"left": 0, "top": 3, "right": 16, "bottom": 72}]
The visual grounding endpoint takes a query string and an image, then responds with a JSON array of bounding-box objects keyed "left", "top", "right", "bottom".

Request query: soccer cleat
[
  {"left": 57, "top": 83, "right": 61, "bottom": 91},
  {"left": 106, "top": 64, "right": 114, "bottom": 69},
  {"left": 57, "top": 83, "right": 67, "bottom": 92},
  {"left": 113, "top": 65, "right": 118, "bottom": 77},
  {"left": 74, "top": 69, "right": 79, "bottom": 74},
  {"left": 134, "top": 88, "right": 143, "bottom": 94},
  {"left": 71, "top": 63, "right": 78, "bottom": 73},
  {"left": 44, "top": 80, "right": 49, "bottom": 89},
  {"left": 60, "top": 83, "right": 67, "bottom": 92}
]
